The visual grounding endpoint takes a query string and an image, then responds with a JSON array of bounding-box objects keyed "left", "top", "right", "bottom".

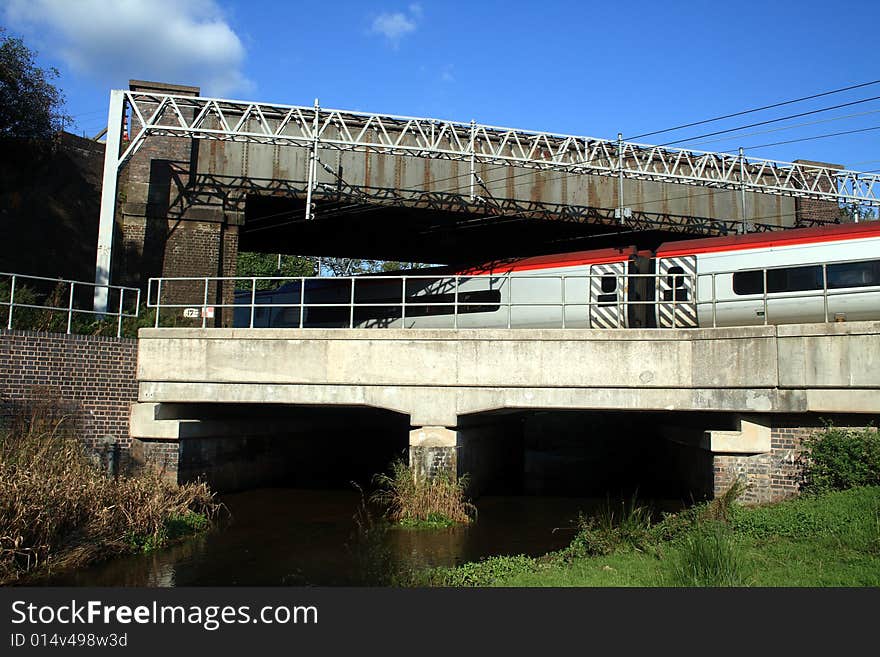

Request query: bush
[
  {"left": 651, "top": 480, "right": 746, "bottom": 544},
  {"left": 557, "top": 495, "right": 653, "bottom": 559},
  {"left": 413, "top": 554, "right": 537, "bottom": 587},
  {"left": 801, "top": 425, "right": 880, "bottom": 493}
]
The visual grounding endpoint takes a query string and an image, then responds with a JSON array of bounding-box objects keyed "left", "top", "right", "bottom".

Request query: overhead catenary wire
[
  {"left": 721, "top": 125, "right": 880, "bottom": 152},
  {"left": 625, "top": 78, "right": 880, "bottom": 140},
  {"left": 683, "top": 108, "right": 880, "bottom": 149},
  {"left": 655, "top": 95, "right": 880, "bottom": 147}
]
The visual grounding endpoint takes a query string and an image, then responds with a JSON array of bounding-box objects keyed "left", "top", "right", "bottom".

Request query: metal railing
[
  {"left": 147, "top": 262, "right": 879, "bottom": 331},
  {"left": 1, "top": 273, "right": 140, "bottom": 337}
]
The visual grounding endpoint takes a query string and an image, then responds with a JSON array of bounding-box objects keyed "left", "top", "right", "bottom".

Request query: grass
[
  {"left": 667, "top": 521, "right": 749, "bottom": 587},
  {"left": 408, "top": 484, "right": 880, "bottom": 587},
  {"left": 371, "top": 459, "right": 476, "bottom": 527},
  {"left": 0, "top": 395, "right": 218, "bottom": 584}
]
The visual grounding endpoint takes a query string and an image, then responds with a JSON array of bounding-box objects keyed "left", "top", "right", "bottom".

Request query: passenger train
[{"left": 234, "top": 221, "right": 880, "bottom": 329}]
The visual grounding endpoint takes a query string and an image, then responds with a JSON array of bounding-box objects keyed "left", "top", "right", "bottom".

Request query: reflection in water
[{"left": 41, "top": 488, "right": 682, "bottom": 587}]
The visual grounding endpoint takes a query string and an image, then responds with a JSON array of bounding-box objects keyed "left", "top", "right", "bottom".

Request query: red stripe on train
[{"left": 656, "top": 222, "right": 880, "bottom": 258}]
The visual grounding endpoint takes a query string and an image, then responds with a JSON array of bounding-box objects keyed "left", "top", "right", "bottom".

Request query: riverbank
[
  {"left": 407, "top": 485, "right": 880, "bottom": 587},
  {"left": 0, "top": 399, "right": 218, "bottom": 585}
]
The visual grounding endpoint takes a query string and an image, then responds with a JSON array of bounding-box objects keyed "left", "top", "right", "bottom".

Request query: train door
[
  {"left": 589, "top": 261, "right": 628, "bottom": 328},
  {"left": 656, "top": 255, "right": 698, "bottom": 328}
]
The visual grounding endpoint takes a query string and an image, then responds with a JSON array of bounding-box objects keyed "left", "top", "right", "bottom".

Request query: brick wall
[
  {"left": 115, "top": 80, "right": 241, "bottom": 300},
  {"left": 792, "top": 159, "right": 844, "bottom": 226},
  {"left": 0, "top": 330, "right": 138, "bottom": 454},
  {"left": 410, "top": 446, "right": 457, "bottom": 481},
  {"left": 713, "top": 415, "right": 876, "bottom": 504}
]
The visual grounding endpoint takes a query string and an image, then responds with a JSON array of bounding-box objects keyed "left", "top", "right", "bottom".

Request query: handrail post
[
  {"left": 401, "top": 276, "right": 407, "bottom": 326},
  {"left": 249, "top": 278, "right": 256, "bottom": 328},
  {"left": 8, "top": 274, "right": 15, "bottom": 330},
  {"left": 117, "top": 288, "right": 124, "bottom": 338},
  {"left": 67, "top": 281, "right": 75, "bottom": 334},
  {"left": 154, "top": 279, "right": 162, "bottom": 328},
  {"left": 454, "top": 276, "right": 459, "bottom": 329},
  {"left": 506, "top": 274, "right": 512, "bottom": 329},
  {"left": 299, "top": 277, "right": 305, "bottom": 328},
  {"left": 762, "top": 269, "right": 769, "bottom": 325},
  {"left": 822, "top": 263, "right": 829, "bottom": 322},
  {"left": 349, "top": 278, "right": 355, "bottom": 329},
  {"left": 711, "top": 273, "right": 717, "bottom": 328},
  {"left": 560, "top": 275, "right": 566, "bottom": 329},
  {"left": 202, "top": 277, "right": 209, "bottom": 328}
]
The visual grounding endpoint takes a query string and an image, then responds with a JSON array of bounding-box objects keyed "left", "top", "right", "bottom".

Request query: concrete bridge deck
[
  {"left": 136, "top": 321, "right": 879, "bottom": 424},
  {"left": 130, "top": 321, "right": 880, "bottom": 498}
]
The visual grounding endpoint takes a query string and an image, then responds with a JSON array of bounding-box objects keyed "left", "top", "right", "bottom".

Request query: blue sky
[{"left": 3, "top": 0, "right": 879, "bottom": 171}]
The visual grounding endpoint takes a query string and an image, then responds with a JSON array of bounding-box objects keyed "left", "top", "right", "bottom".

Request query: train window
[
  {"left": 827, "top": 260, "right": 880, "bottom": 289},
  {"left": 601, "top": 276, "right": 617, "bottom": 293},
  {"left": 666, "top": 266, "right": 686, "bottom": 289},
  {"left": 767, "top": 265, "right": 823, "bottom": 293},
  {"left": 733, "top": 270, "right": 764, "bottom": 295},
  {"left": 404, "top": 290, "right": 501, "bottom": 316},
  {"left": 734, "top": 266, "right": 825, "bottom": 295},
  {"left": 662, "top": 266, "right": 689, "bottom": 302}
]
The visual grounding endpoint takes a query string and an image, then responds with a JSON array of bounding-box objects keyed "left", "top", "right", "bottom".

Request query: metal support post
[
  {"left": 305, "top": 98, "right": 320, "bottom": 221},
  {"left": 739, "top": 147, "right": 748, "bottom": 234},
  {"left": 67, "top": 282, "right": 75, "bottom": 334},
  {"left": 94, "top": 89, "right": 126, "bottom": 313},
  {"left": 617, "top": 133, "right": 625, "bottom": 224},
  {"left": 7, "top": 275, "right": 15, "bottom": 330},
  {"left": 469, "top": 119, "right": 477, "bottom": 202}
]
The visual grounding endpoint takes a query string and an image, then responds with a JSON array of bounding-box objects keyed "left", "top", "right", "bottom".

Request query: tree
[
  {"left": 0, "top": 29, "right": 69, "bottom": 139},
  {"left": 838, "top": 203, "right": 878, "bottom": 223},
  {"left": 235, "top": 252, "right": 316, "bottom": 289}
]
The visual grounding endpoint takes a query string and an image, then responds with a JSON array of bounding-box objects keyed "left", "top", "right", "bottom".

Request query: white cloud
[
  {"left": 370, "top": 5, "right": 422, "bottom": 46},
  {"left": 3, "top": 0, "right": 252, "bottom": 96}
]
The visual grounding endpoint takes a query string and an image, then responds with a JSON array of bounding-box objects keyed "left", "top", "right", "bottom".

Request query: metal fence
[
  {"left": 145, "top": 259, "right": 880, "bottom": 331},
  {"left": 1, "top": 272, "right": 141, "bottom": 337}
]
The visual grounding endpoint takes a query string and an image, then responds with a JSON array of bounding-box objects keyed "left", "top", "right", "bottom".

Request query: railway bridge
[
  {"left": 130, "top": 321, "right": 880, "bottom": 503},
  {"left": 96, "top": 80, "right": 880, "bottom": 312}
]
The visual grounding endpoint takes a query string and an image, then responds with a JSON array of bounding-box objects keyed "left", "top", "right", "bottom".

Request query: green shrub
[
  {"left": 557, "top": 495, "right": 653, "bottom": 559},
  {"left": 651, "top": 480, "right": 746, "bottom": 544},
  {"left": 801, "top": 425, "right": 880, "bottom": 493},
  {"left": 415, "top": 554, "right": 537, "bottom": 587},
  {"left": 668, "top": 522, "right": 749, "bottom": 587}
]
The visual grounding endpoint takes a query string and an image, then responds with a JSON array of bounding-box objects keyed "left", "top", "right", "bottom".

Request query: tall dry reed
[
  {"left": 370, "top": 459, "right": 475, "bottom": 526},
  {"left": 0, "top": 396, "right": 216, "bottom": 584}
]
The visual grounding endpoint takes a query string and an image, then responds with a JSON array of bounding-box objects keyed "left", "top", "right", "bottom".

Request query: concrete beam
[{"left": 702, "top": 416, "right": 771, "bottom": 454}]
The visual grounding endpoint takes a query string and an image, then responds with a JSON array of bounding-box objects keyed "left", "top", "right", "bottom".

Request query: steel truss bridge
[{"left": 94, "top": 89, "right": 880, "bottom": 311}]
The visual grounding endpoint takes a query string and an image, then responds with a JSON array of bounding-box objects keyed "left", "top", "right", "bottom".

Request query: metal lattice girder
[
  {"left": 166, "top": 170, "right": 838, "bottom": 238},
  {"left": 118, "top": 90, "right": 880, "bottom": 206}
]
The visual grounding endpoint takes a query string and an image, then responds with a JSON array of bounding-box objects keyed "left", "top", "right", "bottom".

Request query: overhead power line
[
  {"left": 626, "top": 78, "right": 880, "bottom": 140},
  {"left": 686, "top": 108, "right": 880, "bottom": 148},
  {"left": 656, "top": 95, "right": 880, "bottom": 147},
  {"left": 725, "top": 125, "right": 880, "bottom": 152}
]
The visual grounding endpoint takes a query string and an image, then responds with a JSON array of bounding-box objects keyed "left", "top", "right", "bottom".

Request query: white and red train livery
[{"left": 237, "top": 222, "right": 880, "bottom": 329}]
